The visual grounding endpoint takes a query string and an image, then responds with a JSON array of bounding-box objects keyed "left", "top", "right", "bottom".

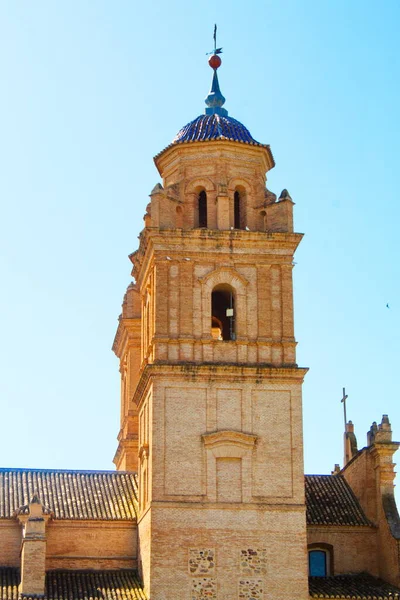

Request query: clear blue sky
[{"left": 0, "top": 1, "right": 399, "bottom": 490}]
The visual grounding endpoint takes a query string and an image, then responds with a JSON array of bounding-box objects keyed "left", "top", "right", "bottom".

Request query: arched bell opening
[
  {"left": 211, "top": 284, "right": 235, "bottom": 341},
  {"left": 198, "top": 190, "right": 207, "bottom": 228}
]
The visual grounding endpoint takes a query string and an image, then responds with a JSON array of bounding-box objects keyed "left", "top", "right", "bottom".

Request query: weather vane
[{"left": 206, "top": 24, "right": 223, "bottom": 56}]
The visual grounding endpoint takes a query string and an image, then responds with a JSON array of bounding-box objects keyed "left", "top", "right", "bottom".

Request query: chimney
[
  {"left": 16, "top": 493, "right": 51, "bottom": 597},
  {"left": 369, "top": 415, "right": 400, "bottom": 497},
  {"left": 344, "top": 420, "right": 358, "bottom": 466}
]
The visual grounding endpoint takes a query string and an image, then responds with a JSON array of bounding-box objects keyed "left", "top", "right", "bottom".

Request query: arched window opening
[
  {"left": 211, "top": 285, "right": 235, "bottom": 341},
  {"left": 308, "top": 545, "right": 333, "bottom": 577},
  {"left": 234, "top": 191, "right": 241, "bottom": 229},
  {"left": 234, "top": 189, "right": 247, "bottom": 229},
  {"left": 198, "top": 190, "right": 207, "bottom": 228}
]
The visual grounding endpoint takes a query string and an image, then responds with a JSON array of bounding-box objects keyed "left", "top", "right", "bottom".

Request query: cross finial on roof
[
  {"left": 205, "top": 25, "right": 228, "bottom": 117},
  {"left": 341, "top": 387, "right": 348, "bottom": 432}
]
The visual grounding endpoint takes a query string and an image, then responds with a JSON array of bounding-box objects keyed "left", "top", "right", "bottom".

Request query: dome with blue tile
[{"left": 173, "top": 113, "right": 262, "bottom": 146}]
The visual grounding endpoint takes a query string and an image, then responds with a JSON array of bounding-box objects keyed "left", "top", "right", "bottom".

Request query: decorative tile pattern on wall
[
  {"left": 240, "top": 549, "right": 267, "bottom": 575},
  {"left": 191, "top": 577, "right": 217, "bottom": 600},
  {"left": 238, "top": 578, "right": 263, "bottom": 600},
  {"left": 189, "top": 549, "right": 216, "bottom": 576}
]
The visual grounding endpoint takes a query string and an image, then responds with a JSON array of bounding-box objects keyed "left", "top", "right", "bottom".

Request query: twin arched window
[{"left": 197, "top": 188, "right": 247, "bottom": 229}]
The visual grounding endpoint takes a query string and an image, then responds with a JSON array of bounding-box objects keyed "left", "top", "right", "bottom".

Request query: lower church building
[{"left": 1, "top": 51, "right": 400, "bottom": 600}]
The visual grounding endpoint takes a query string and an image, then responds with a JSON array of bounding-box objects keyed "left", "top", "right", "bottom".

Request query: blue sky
[{"left": 0, "top": 1, "right": 399, "bottom": 491}]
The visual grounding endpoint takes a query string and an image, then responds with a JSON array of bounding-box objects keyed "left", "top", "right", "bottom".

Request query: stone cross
[{"left": 341, "top": 387, "right": 348, "bottom": 432}]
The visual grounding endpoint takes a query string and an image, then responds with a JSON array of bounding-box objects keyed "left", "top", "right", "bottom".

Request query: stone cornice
[
  {"left": 133, "top": 228, "right": 303, "bottom": 287},
  {"left": 154, "top": 139, "right": 275, "bottom": 176},
  {"left": 145, "top": 227, "right": 303, "bottom": 250},
  {"left": 133, "top": 363, "right": 308, "bottom": 408}
]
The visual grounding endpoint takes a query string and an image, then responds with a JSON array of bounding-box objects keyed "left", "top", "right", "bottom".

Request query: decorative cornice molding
[{"left": 202, "top": 430, "right": 257, "bottom": 457}]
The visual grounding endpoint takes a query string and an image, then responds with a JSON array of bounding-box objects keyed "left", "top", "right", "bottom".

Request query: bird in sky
[{"left": 386, "top": 303, "right": 390, "bottom": 308}]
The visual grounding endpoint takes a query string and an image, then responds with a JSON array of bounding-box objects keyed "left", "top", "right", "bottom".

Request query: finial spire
[{"left": 205, "top": 24, "right": 228, "bottom": 117}]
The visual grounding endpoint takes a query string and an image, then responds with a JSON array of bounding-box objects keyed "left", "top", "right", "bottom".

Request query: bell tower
[{"left": 113, "top": 44, "right": 309, "bottom": 600}]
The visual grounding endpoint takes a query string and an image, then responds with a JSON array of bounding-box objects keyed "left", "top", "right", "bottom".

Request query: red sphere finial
[{"left": 208, "top": 54, "right": 222, "bottom": 70}]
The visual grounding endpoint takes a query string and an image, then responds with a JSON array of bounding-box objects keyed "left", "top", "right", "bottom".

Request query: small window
[
  {"left": 198, "top": 190, "right": 207, "bottom": 228},
  {"left": 211, "top": 284, "right": 235, "bottom": 341},
  {"left": 308, "top": 544, "right": 334, "bottom": 577},
  {"left": 309, "top": 550, "right": 327, "bottom": 576}
]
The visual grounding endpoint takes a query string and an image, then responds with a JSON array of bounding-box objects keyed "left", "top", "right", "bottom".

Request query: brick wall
[
  {"left": 307, "top": 526, "right": 378, "bottom": 575},
  {"left": 46, "top": 521, "right": 137, "bottom": 570},
  {"left": 0, "top": 521, "right": 21, "bottom": 567}
]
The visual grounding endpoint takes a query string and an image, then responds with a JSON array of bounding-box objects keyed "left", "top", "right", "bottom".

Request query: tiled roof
[
  {"left": 0, "top": 568, "right": 146, "bottom": 600},
  {"left": 309, "top": 574, "right": 400, "bottom": 599},
  {"left": 172, "top": 114, "right": 264, "bottom": 146},
  {"left": 0, "top": 469, "right": 138, "bottom": 521},
  {"left": 305, "top": 475, "right": 371, "bottom": 526}
]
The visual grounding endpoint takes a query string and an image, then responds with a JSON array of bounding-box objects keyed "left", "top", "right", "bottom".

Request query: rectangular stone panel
[
  {"left": 216, "top": 388, "right": 242, "bottom": 431},
  {"left": 191, "top": 578, "right": 217, "bottom": 600},
  {"left": 188, "top": 549, "right": 215, "bottom": 576},
  {"left": 251, "top": 390, "right": 292, "bottom": 497},
  {"left": 216, "top": 458, "right": 242, "bottom": 502},
  {"left": 240, "top": 549, "right": 267, "bottom": 576},
  {"left": 238, "top": 578, "right": 263, "bottom": 600},
  {"left": 165, "top": 387, "right": 206, "bottom": 496}
]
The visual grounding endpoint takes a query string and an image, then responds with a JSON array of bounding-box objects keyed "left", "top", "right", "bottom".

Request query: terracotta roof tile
[
  {"left": 0, "top": 469, "right": 138, "bottom": 521},
  {"left": 305, "top": 475, "right": 371, "bottom": 526},
  {"left": 309, "top": 574, "right": 400, "bottom": 599},
  {"left": 0, "top": 569, "right": 146, "bottom": 600}
]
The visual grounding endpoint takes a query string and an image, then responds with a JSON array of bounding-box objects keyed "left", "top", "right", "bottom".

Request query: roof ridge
[
  {"left": 0, "top": 467, "right": 137, "bottom": 475},
  {"left": 305, "top": 473, "right": 342, "bottom": 478}
]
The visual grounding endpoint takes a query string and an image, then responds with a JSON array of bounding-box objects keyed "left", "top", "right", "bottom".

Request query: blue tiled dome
[{"left": 172, "top": 113, "right": 261, "bottom": 146}]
